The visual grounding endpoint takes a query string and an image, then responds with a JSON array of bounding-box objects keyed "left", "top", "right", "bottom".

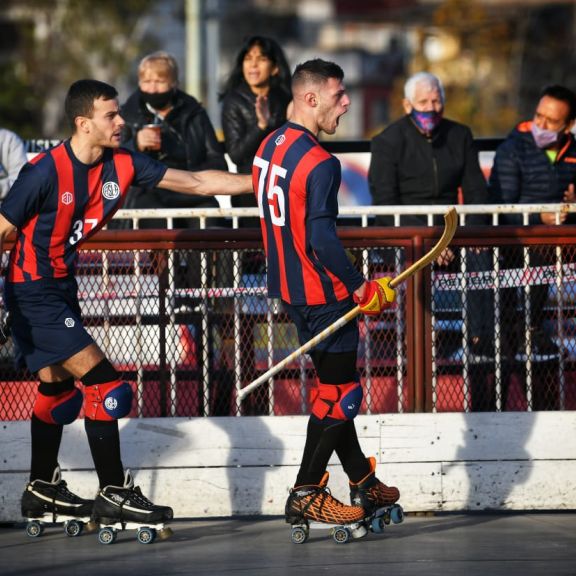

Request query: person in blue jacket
[{"left": 489, "top": 84, "right": 576, "bottom": 408}]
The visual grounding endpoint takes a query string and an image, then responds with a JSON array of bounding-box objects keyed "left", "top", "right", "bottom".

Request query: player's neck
[
  {"left": 289, "top": 113, "right": 319, "bottom": 137},
  {"left": 69, "top": 135, "right": 105, "bottom": 165}
]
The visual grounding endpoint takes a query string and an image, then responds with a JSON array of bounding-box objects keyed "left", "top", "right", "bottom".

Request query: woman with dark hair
[{"left": 221, "top": 36, "right": 292, "bottom": 224}]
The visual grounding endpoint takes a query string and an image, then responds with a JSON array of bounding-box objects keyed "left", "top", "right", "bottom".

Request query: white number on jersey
[
  {"left": 254, "top": 157, "right": 286, "bottom": 227},
  {"left": 69, "top": 218, "right": 99, "bottom": 245}
]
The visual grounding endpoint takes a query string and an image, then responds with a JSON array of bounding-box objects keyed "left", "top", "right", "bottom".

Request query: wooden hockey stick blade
[
  {"left": 389, "top": 206, "right": 458, "bottom": 288},
  {"left": 238, "top": 207, "right": 458, "bottom": 401}
]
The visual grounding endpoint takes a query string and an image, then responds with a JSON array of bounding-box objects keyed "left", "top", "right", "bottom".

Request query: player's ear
[
  {"left": 75, "top": 116, "right": 90, "bottom": 134},
  {"left": 304, "top": 91, "right": 317, "bottom": 108}
]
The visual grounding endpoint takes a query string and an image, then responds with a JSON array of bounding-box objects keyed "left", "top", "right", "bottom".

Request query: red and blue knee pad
[
  {"left": 81, "top": 359, "right": 133, "bottom": 421},
  {"left": 84, "top": 379, "right": 133, "bottom": 421},
  {"left": 33, "top": 379, "right": 83, "bottom": 425},
  {"left": 310, "top": 380, "right": 363, "bottom": 420}
]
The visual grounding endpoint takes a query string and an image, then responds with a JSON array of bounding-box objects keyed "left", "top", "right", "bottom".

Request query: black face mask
[{"left": 139, "top": 88, "right": 174, "bottom": 110}]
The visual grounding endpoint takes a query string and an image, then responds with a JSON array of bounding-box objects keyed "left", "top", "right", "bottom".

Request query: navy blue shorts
[
  {"left": 4, "top": 276, "right": 94, "bottom": 373},
  {"left": 283, "top": 297, "right": 359, "bottom": 354}
]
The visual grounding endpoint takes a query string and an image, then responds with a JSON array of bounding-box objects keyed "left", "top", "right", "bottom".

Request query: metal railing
[{"left": 2, "top": 203, "right": 576, "bottom": 419}]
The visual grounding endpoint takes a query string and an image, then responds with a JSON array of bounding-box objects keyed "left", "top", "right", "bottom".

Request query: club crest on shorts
[
  {"left": 102, "top": 181, "right": 120, "bottom": 200},
  {"left": 61, "top": 192, "right": 73, "bottom": 205},
  {"left": 64, "top": 318, "right": 75, "bottom": 328}
]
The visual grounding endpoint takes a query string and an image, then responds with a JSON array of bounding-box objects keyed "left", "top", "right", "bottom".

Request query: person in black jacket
[
  {"left": 221, "top": 36, "right": 292, "bottom": 227},
  {"left": 489, "top": 85, "right": 576, "bottom": 409},
  {"left": 121, "top": 51, "right": 228, "bottom": 229},
  {"left": 369, "top": 72, "right": 488, "bottom": 231},
  {"left": 369, "top": 72, "right": 494, "bottom": 408}
]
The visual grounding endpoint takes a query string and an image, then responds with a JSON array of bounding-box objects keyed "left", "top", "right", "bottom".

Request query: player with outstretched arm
[{"left": 0, "top": 79, "right": 252, "bottom": 542}]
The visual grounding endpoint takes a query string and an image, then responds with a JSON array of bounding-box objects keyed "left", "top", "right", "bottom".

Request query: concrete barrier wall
[{"left": 1, "top": 411, "right": 575, "bottom": 521}]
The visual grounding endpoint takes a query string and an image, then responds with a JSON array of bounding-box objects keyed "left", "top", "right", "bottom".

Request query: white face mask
[{"left": 531, "top": 122, "right": 565, "bottom": 149}]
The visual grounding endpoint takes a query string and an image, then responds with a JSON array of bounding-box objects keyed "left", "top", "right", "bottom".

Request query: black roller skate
[
  {"left": 21, "top": 466, "right": 95, "bottom": 538},
  {"left": 92, "top": 470, "right": 173, "bottom": 545},
  {"left": 349, "top": 457, "right": 404, "bottom": 534},
  {"left": 285, "top": 471, "right": 368, "bottom": 544}
]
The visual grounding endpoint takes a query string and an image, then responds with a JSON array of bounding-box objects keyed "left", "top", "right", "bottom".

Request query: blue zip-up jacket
[{"left": 489, "top": 121, "right": 576, "bottom": 225}]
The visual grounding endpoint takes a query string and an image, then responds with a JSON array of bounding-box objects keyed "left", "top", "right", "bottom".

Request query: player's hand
[
  {"left": 353, "top": 277, "right": 396, "bottom": 316},
  {"left": 0, "top": 312, "right": 11, "bottom": 346}
]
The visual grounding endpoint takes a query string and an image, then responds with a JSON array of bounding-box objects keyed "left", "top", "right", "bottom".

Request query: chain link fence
[{"left": 2, "top": 217, "right": 576, "bottom": 419}]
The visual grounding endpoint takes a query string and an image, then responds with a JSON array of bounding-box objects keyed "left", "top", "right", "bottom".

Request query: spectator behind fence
[
  {"left": 0, "top": 127, "right": 27, "bottom": 202},
  {"left": 368, "top": 72, "right": 495, "bottom": 395},
  {"left": 121, "top": 51, "right": 228, "bottom": 229},
  {"left": 489, "top": 84, "right": 576, "bottom": 409},
  {"left": 221, "top": 35, "right": 292, "bottom": 227}
]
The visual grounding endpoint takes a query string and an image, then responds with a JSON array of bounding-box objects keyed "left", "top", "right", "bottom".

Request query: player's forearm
[
  {"left": 159, "top": 168, "right": 253, "bottom": 197},
  {"left": 309, "top": 220, "right": 364, "bottom": 293}
]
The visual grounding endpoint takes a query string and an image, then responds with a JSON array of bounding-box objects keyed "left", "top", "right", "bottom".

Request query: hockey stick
[{"left": 238, "top": 207, "right": 458, "bottom": 401}]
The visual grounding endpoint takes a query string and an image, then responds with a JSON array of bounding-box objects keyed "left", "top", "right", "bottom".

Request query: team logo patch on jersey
[
  {"left": 65, "top": 318, "right": 75, "bottom": 328},
  {"left": 61, "top": 192, "right": 73, "bottom": 205},
  {"left": 102, "top": 181, "right": 120, "bottom": 200},
  {"left": 275, "top": 134, "right": 286, "bottom": 146}
]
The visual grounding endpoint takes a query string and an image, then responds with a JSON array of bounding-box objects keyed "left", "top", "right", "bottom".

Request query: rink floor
[{"left": 1, "top": 512, "right": 576, "bottom": 576}]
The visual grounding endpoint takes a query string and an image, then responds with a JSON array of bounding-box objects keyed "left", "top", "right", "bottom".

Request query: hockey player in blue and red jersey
[
  {"left": 0, "top": 79, "right": 251, "bottom": 538},
  {"left": 252, "top": 60, "right": 400, "bottom": 531}
]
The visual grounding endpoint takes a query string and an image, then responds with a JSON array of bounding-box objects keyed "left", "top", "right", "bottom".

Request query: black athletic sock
[
  {"left": 30, "top": 414, "right": 63, "bottom": 482},
  {"left": 84, "top": 418, "right": 125, "bottom": 488},
  {"left": 295, "top": 415, "right": 346, "bottom": 486},
  {"left": 334, "top": 420, "right": 371, "bottom": 483}
]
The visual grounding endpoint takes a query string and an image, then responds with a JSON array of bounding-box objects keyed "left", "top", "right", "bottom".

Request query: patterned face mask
[
  {"left": 410, "top": 109, "right": 443, "bottom": 134},
  {"left": 531, "top": 122, "right": 565, "bottom": 149}
]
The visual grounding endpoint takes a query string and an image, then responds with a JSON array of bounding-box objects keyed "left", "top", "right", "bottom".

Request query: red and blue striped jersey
[
  {"left": 252, "top": 122, "right": 364, "bottom": 305},
  {"left": 1, "top": 140, "right": 166, "bottom": 282}
]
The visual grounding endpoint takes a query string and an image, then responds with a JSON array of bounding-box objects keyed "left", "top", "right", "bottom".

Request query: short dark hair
[
  {"left": 64, "top": 79, "right": 118, "bottom": 130},
  {"left": 540, "top": 84, "right": 576, "bottom": 121},
  {"left": 292, "top": 59, "right": 344, "bottom": 90}
]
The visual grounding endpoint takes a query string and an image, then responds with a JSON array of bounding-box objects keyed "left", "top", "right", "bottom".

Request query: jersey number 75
[{"left": 253, "top": 157, "right": 286, "bottom": 227}]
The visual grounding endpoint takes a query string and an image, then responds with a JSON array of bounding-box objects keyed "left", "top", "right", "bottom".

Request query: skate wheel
[
  {"left": 158, "top": 527, "right": 174, "bottom": 540},
  {"left": 371, "top": 517, "right": 385, "bottom": 534},
  {"left": 137, "top": 527, "right": 156, "bottom": 544},
  {"left": 25, "top": 520, "right": 44, "bottom": 538},
  {"left": 332, "top": 527, "right": 350, "bottom": 544},
  {"left": 290, "top": 526, "right": 308, "bottom": 544},
  {"left": 98, "top": 527, "right": 117, "bottom": 545},
  {"left": 64, "top": 520, "right": 83, "bottom": 537},
  {"left": 390, "top": 505, "right": 404, "bottom": 524}
]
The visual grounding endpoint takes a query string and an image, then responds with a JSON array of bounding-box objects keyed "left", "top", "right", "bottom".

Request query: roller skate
[
  {"left": 349, "top": 457, "right": 404, "bottom": 534},
  {"left": 285, "top": 471, "right": 368, "bottom": 544},
  {"left": 91, "top": 470, "right": 173, "bottom": 545},
  {"left": 21, "top": 466, "right": 96, "bottom": 538}
]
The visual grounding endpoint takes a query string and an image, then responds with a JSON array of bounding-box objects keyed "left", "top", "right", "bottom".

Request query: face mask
[
  {"left": 531, "top": 122, "right": 565, "bottom": 149},
  {"left": 410, "top": 109, "right": 443, "bottom": 134},
  {"left": 139, "top": 88, "right": 174, "bottom": 110}
]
